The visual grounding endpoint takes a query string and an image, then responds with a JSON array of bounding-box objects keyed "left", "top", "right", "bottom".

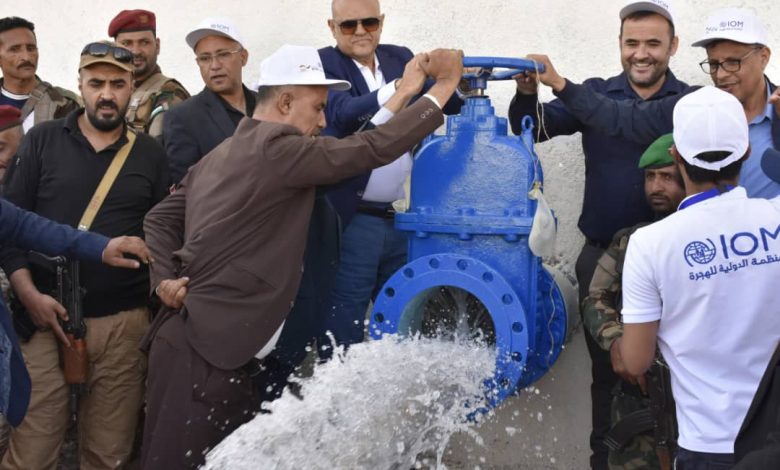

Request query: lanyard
[{"left": 678, "top": 185, "right": 735, "bottom": 211}]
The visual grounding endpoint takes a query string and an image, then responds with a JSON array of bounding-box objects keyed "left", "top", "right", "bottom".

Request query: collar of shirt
[
  {"left": 212, "top": 85, "right": 257, "bottom": 117},
  {"left": 606, "top": 70, "right": 683, "bottom": 99},
  {"left": 750, "top": 80, "right": 774, "bottom": 126},
  {"left": 0, "top": 87, "right": 29, "bottom": 101},
  {"left": 677, "top": 185, "right": 746, "bottom": 210},
  {"left": 133, "top": 65, "right": 163, "bottom": 89},
  {"left": 352, "top": 54, "right": 385, "bottom": 92},
  {"left": 62, "top": 108, "right": 129, "bottom": 153}
]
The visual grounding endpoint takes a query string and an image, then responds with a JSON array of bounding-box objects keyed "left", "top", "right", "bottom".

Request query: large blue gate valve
[{"left": 369, "top": 57, "right": 577, "bottom": 409}]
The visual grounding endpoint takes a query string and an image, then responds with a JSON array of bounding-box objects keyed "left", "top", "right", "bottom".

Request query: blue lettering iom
[
  {"left": 684, "top": 239, "right": 717, "bottom": 267},
  {"left": 687, "top": 223, "right": 780, "bottom": 281}
]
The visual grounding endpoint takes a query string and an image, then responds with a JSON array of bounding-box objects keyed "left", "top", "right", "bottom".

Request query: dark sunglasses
[
  {"left": 336, "top": 17, "right": 381, "bottom": 35},
  {"left": 80, "top": 42, "right": 133, "bottom": 64}
]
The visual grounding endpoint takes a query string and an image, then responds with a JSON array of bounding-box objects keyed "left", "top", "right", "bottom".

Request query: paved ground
[{"left": 443, "top": 328, "right": 591, "bottom": 469}]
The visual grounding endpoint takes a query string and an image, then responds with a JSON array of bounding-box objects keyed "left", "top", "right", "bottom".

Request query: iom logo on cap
[
  {"left": 711, "top": 20, "right": 744, "bottom": 32},
  {"left": 684, "top": 239, "right": 717, "bottom": 266}
]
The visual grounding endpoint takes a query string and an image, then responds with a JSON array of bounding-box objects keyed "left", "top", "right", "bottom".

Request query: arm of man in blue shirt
[{"left": 526, "top": 54, "right": 696, "bottom": 146}]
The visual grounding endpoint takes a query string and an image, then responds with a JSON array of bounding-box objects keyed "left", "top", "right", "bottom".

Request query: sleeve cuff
[
  {"left": 377, "top": 81, "right": 397, "bottom": 107},
  {"left": 370, "top": 107, "right": 395, "bottom": 126},
  {"left": 621, "top": 308, "right": 662, "bottom": 324},
  {"left": 552, "top": 79, "right": 576, "bottom": 100},
  {"left": 423, "top": 93, "right": 442, "bottom": 110}
]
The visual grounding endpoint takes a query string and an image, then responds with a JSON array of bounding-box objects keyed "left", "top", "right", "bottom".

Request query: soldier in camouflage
[
  {"left": 0, "top": 17, "right": 81, "bottom": 133},
  {"left": 109, "top": 9, "right": 190, "bottom": 140},
  {"left": 582, "top": 134, "right": 686, "bottom": 470}
]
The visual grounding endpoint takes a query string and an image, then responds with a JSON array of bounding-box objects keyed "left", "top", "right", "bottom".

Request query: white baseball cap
[
  {"left": 185, "top": 17, "right": 244, "bottom": 50},
  {"left": 672, "top": 86, "right": 748, "bottom": 171},
  {"left": 691, "top": 8, "right": 768, "bottom": 48},
  {"left": 620, "top": 0, "right": 675, "bottom": 27},
  {"left": 256, "top": 45, "right": 351, "bottom": 91}
]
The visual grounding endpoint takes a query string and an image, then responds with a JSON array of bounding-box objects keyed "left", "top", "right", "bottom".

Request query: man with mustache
[
  {"left": 108, "top": 9, "right": 190, "bottom": 140},
  {"left": 0, "top": 41, "right": 169, "bottom": 469},
  {"left": 0, "top": 17, "right": 80, "bottom": 133},
  {"left": 508, "top": 2, "right": 688, "bottom": 467},
  {"left": 524, "top": 8, "right": 780, "bottom": 199},
  {"left": 582, "top": 134, "right": 686, "bottom": 469},
  {"left": 163, "top": 17, "right": 253, "bottom": 184}
]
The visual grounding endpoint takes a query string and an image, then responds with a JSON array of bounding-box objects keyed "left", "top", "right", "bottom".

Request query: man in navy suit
[
  {"left": 163, "top": 17, "right": 254, "bottom": 185},
  {"left": 0, "top": 199, "right": 150, "bottom": 429},
  {"left": 317, "top": 0, "right": 462, "bottom": 357}
]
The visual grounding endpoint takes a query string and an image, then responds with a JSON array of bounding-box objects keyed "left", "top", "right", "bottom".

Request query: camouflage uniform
[
  {"left": 126, "top": 66, "right": 189, "bottom": 140},
  {"left": 582, "top": 222, "right": 660, "bottom": 470},
  {"left": 0, "top": 77, "right": 81, "bottom": 129}
]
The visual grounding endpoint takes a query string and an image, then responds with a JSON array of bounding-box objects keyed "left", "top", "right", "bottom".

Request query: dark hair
[
  {"left": 682, "top": 151, "right": 744, "bottom": 184},
  {"left": 0, "top": 17, "right": 35, "bottom": 37},
  {"left": 255, "top": 85, "right": 286, "bottom": 106},
  {"left": 620, "top": 11, "right": 675, "bottom": 39}
]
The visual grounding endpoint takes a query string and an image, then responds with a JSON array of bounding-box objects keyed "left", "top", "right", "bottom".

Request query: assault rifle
[
  {"left": 603, "top": 360, "right": 677, "bottom": 470},
  {"left": 646, "top": 360, "right": 678, "bottom": 470},
  {"left": 28, "top": 252, "right": 88, "bottom": 421}
]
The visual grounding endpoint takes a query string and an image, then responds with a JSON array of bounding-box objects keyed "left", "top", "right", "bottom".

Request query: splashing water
[{"left": 203, "top": 335, "right": 496, "bottom": 470}]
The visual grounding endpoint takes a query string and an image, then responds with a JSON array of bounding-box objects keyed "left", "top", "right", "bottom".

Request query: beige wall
[{"left": 12, "top": 0, "right": 780, "bottom": 274}]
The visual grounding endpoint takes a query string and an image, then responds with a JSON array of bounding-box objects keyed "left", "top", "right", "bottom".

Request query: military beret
[
  {"left": 638, "top": 133, "right": 675, "bottom": 169},
  {"left": 108, "top": 9, "right": 156, "bottom": 37},
  {"left": 0, "top": 105, "right": 22, "bottom": 132}
]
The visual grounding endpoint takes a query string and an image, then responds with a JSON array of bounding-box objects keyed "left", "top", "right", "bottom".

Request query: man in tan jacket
[{"left": 140, "top": 44, "right": 463, "bottom": 468}]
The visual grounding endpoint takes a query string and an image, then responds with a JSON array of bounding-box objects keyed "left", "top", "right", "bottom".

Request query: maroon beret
[
  {"left": 108, "top": 9, "right": 156, "bottom": 37},
  {"left": 0, "top": 105, "right": 22, "bottom": 132}
]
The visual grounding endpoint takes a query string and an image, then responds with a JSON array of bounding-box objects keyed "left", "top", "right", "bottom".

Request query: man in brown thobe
[{"left": 139, "top": 45, "right": 463, "bottom": 469}]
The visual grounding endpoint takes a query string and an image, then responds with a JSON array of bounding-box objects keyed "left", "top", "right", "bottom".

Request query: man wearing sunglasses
[
  {"left": 525, "top": 8, "right": 780, "bottom": 200},
  {"left": 163, "top": 17, "right": 253, "bottom": 185},
  {"left": 316, "top": 0, "right": 463, "bottom": 364},
  {"left": 0, "top": 41, "right": 169, "bottom": 469},
  {"left": 108, "top": 9, "right": 190, "bottom": 141},
  {"left": 0, "top": 17, "right": 80, "bottom": 134}
]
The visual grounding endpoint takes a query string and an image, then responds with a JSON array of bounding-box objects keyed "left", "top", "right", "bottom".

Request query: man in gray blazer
[
  {"left": 162, "top": 17, "right": 254, "bottom": 184},
  {"left": 140, "top": 45, "right": 463, "bottom": 468}
]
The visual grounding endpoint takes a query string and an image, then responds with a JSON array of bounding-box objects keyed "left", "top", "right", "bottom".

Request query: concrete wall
[{"left": 12, "top": 0, "right": 780, "bottom": 275}]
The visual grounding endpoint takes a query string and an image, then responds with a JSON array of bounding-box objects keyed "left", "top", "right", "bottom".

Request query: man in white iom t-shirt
[{"left": 618, "top": 85, "right": 780, "bottom": 468}]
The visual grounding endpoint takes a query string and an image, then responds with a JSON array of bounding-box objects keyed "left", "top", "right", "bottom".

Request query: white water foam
[{"left": 204, "top": 335, "right": 496, "bottom": 470}]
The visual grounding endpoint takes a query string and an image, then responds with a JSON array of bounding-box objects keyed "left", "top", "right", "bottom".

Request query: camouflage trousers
[{"left": 608, "top": 383, "right": 660, "bottom": 470}]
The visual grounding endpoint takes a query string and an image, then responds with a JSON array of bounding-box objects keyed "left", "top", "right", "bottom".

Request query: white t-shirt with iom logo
[{"left": 622, "top": 186, "right": 780, "bottom": 454}]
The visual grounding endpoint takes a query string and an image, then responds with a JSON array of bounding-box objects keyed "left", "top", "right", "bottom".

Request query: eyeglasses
[
  {"left": 195, "top": 48, "right": 243, "bottom": 66},
  {"left": 335, "top": 17, "right": 381, "bottom": 35},
  {"left": 699, "top": 47, "right": 762, "bottom": 74},
  {"left": 80, "top": 42, "right": 133, "bottom": 64}
]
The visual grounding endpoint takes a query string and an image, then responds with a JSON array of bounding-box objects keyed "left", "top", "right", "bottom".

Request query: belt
[
  {"left": 585, "top": 237, "right": 611, "bottom": 250},
  {"left": 356, "top": 203, "right": 396, "bottom": 219}
]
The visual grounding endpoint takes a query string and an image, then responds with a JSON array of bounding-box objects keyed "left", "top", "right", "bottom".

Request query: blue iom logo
[{"left": 684, "top": 239, "right": 717, "bottom": 267}]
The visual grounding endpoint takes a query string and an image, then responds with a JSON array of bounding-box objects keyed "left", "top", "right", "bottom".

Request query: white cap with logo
[
  {"left": 186, "top": 17, "right": 244, "bottom": 50},
  {"left": 256, "top": 45, "right": 351, "bottom": 91},
  {"left": 620, "top": 0, "right": 675, "bottom": 27},
  {"left": 672, "top": 86, "right": 748, "bottom": 171},
  {"left": 691, "top": 8, "right": 768, "bottom": 48}
]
